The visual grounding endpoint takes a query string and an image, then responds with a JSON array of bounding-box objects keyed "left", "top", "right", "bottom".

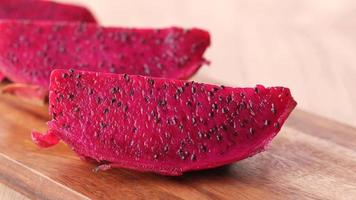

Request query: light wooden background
[{"left": 2, "top": 0, "right": 356, "bottom": 199}]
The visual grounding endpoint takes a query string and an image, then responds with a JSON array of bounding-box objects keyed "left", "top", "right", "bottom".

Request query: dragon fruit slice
[
  {"left": 0, "top": 20, "right": 210, "bottom": 99},
  {"left": 0, "top": 0, "right": 96, "bottom": 22},
  {"left": 33, "top": 69, "right": 296, "bottom": 176},
  {"left": 0, "top": 0, "right": 96, "bottom": 85}
]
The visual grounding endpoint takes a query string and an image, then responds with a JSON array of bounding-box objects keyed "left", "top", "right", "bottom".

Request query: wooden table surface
[{"left": 1, "top": 0, "right": 356, "bottom": 199}]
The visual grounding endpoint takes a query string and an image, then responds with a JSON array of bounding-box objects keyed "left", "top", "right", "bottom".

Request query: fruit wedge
[
  {"left": 32, "top": 69, "right": 296, "bottom": 176},
  {"left": 0, "top": 21, "right": 210, "bottom": 99}
]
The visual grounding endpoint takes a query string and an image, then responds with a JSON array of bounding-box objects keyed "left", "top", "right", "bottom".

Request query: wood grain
[{"left": 0, "top": 91, "right": 356, "bottom": 200}]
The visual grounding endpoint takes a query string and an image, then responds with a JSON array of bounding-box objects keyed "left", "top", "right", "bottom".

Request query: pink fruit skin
[
  {"left": 33, "top": 69, "right": 296, "bottom": 176},
  {"left": 0, "top": 21, "right": 210, "bottom": 93},
  {"left": 0, "top": 0, "right": 96, "bottom": 23}
]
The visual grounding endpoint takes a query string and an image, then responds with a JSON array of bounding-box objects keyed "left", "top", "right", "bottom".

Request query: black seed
[
  {"left": 154, "top": 117, "right": 161, "bottom": 123},
  {"left": 103, "top": 108, "right": 109, "bottom": 114},
  {"left": 171, "top": 117, "right": 177, "bottom": 125},
  {"left": 220, "top": 85, "right": 225, "bottom": 89},
  {"left": 271, "top": 103, "right": 276, "bottom": 114},
  {"left": 123, "top": 105, "right": 129, "bottom": 112},
  {"left": 204, "top": 133, "right": 210, "bottom": 139},
  {"left": 274, "top": 122, "right": 280, "bottom": 129},
  {"left": 153, "top": 154, "right": 159, "bottom": 160},
  {"left": 233, "top": 131, "right": 238, "bottom": 136},
  {"left": 158, "top": 99, "right": 167, "bottom": 107},
  {"left": 111, "top": 87, "right": 119, "bottom": 94},
  {"left": 221, "top": 125, "right": 228, "bottom": 131},
  {"left": 198, "top": 131, "right": 203, "bottom": 138},
  {"left": 130, "top": 90, "right": 134, "bottom": 96},
  {"left": 111, "top": 98, "right": 117, "bottom": 104},
  {"left": 144, "top": 96, "right": 150, "bottom": 103},
  {"left": 177, "top": 148, "right": 184, "bottom": 155},
  {"left": 264, "top": 120, "right": 270, "bottom": 126},
  {"left": 248, "top": 100, "right": 253, "bottom": 109},
  {"left": 62, "top": 73, "right": 68, "bottom": 78},
  {"left": 232, "top": 122, "right": 237, "bottom": 129},
  {"left": 249, "top": 128, "right": 254, "bottom": 135},
  {"left": 163, "top": 145, "right": 169, "bottom": 152},
  {"left": 67, "top": 93, "right": 74, "bottom": 100},
  {"left": 100, "top": 122, "right": 106, "bottom": 129},
  {"left": 176, "top": 87, "right": 184, "bottom": 94},
  {"left": 123, "top": 74, "right": 129, "bottom": 82},
  {"left": 150, "top": 110, "right": 157, "bottom": 117},
  {"left": 199, "top": 144, "right": 207, "bottom": 152},
  {"left": 218, "top": 96, "right": 223, "bottom": 101},
  {"left": 147, "top": 79, "right": 154, "bottom": 86},
  {"left": 250, "top": 109, "right": 256, "bottom": 116},
  {"left": 191, "top": 87, "right": 196, "bottom": 94},
  {"left": 186, "top": 100, "right": 192, "bottom": 107},
  {"left": 255, "top": 87, "right": 259, "bottom": 94},
  {"left": 52, "top": 112, "right": 57, "bottom": 120},
  {"left": 96, "top": 97, "right": 101, "bottom": 104},
  {"left": 68, "top": 69, "right": 74, "bottom": 74},
  {"left": 226, "top": 95, "right": 232, "bottom": 103},
  {"left": 238, "top": 102, "right": 246, "bottom": 111},
  {"left": 117, "top": 101, "right": 122, "bottom": 107},
  {"left": 132, "top": 127, "right": 137, "bottom": 133},
  {"left": 76, "top": 74, "right": 81, "bottom": 79},
  {"left": 208, "top": 111, "right": 214, "bottom": 118},
  {"left": 178, "top": 124, "right": 184, "bottom": 131},
  {"left": 191, "top": 153, "right": 197, "bottom": 161},
  {"left": 211, "top": 103, "right": 218, "bottom": 110},
  {"left": 216, "top": 135, "right": 223, "bottom": 141},
  {"left": 213, "top": 87, "right": 219, "bottom": 92},
  {"left": 192, "top": 117, "right": 196, "bottom": 125},
  {"left": 222, "top": 107, "right": 228, "bottom": 114},
  {"left": 208, "top": 91, "right": 214, "bottom": 97}
]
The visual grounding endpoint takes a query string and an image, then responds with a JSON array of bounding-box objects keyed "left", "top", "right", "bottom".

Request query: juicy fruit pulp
[
  {"left": 0, "top": 21, "right": 210, "bottom": 90},
  {"left": 33, "top": 69, "right": 297, "bottom": 176},
  {"left": 0, "top": 0, "right": 96, "bottom": 84},
  {"left": 0, "top": 0, "right": 96, "bottom": 22}
]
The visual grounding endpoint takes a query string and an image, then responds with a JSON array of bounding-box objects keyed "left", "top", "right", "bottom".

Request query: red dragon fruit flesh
[
  {"left": 0, "top": 20, "right": 210, "bottom": 99},
  {"left": 0, "top": 0, "right": 96, "bottom": 22},
  {"left": 0, "top": 0, "right": 97, "bottom": 82},
  {"left": 32, "top": 69, "right": 297, "bottom": 176}
]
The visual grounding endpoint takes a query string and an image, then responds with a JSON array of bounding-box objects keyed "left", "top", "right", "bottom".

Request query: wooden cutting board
[{"left": 0, "top": 92, "right": 356, "bottom": 200}]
